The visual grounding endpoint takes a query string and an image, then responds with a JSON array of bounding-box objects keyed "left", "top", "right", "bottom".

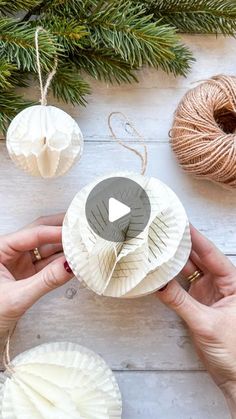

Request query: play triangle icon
[{"left": 108, "top": 197, "right": 131, "bottom": 223}]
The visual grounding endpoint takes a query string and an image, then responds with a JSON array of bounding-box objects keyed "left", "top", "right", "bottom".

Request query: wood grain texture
[
  {"left": 5, "top": 256, "right": 235, "bottom": 372},
  {"left": 0, "top": 34, "right": 235, "bottom": 418},
  {"left": 115, "top": 371, "right": 230, "bottom": 419},
  {"left": 0, "top": 369, "right": 230, "bottom": 418},
  {"left": 0, "top": 143, "right": 235, "bottom": 252}
]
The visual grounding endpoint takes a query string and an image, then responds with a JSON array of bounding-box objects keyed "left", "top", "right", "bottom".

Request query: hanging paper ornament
[
  {"left": 62, "top": 112, "right": 191, "bottom": 298},
  {"left": 0, "top": 341, "right": 122, "bottom": 418},
  {"left": 6, "top": 27, "right": 84, "bottom": 179},
  {"left": 7, "top": 105, "right": 84, "bottom": 178},
  {"left": 63, "top": 172, "right": 191, "bottom": 298}
]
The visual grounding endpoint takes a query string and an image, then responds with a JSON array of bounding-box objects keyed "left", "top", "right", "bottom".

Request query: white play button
[
  {"left": 108, "top": 197, "right": 131, "bottom": 223},
  {"left": 85, "top": 176, "right": 151, "bottom": 242}
]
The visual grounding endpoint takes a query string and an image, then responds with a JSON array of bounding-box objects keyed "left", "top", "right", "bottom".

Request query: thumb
[
  {"left": 20, "top": 257, "right": 74, "bottom": 309},
  {"left": 156, "top": 279, "right": 209, "bottom": 332}
]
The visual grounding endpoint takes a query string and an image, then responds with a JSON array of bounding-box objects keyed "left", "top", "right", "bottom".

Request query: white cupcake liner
[
  {"left": 147, "top": 200, "right": 187, "bottom": 270},
  {"left": 64, "top": 218, "right": 149, "bottom": 297},
  {"left": 62, "top": 172, "right": 190, "bottom": 298},
  {"left": 0, "top": 342, "right": 122, "bottom": 419},
  {"left": 124, "top": 222, "right": 191, "bottom": 298},
  {"left": 86, "top": 240, "right": 118, "bottom": 294},
  {"left": 9, "top": 147, "right": 82, "bottom": 179},
  {"left": 144, "top": 177, "right": 173, "bottom": 222},
  {"left": 103, "top": 241, "right": 150, "bottom": 297}
]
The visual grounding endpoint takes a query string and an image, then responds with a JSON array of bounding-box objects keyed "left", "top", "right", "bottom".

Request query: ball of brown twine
[{"left": 170, "top": 75, "right": 236, "bottom": 189}]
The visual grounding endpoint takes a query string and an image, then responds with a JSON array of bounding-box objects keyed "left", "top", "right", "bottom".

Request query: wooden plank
[
  {"left": 0, "top": 34, "right": 235, "bottom": 406},
  {"left": 6, "top": 34, "right": 236, "bottom": 142},
  {"left": 5, "top": 256, "right": 236, "bottom": 371},
  {"left": 0, "top": 142, "right": 235, "bottom": 253},
  {"left": 115, "top": 371, "right": 230, "bottom": 419},
  {"left": 7, "top": 278, "right": 202, "bottom": 371},
  {"left": 0, "top": 369, "right": 229, "bottom": 418},
  {"left": 0, "top": 138, "right": 235, "bottom": 369}
]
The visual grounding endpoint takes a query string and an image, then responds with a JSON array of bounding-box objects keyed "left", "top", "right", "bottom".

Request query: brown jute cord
[
  {"left": 170, "top": 75, "right": 236, "bottom": 189},
  {"left": 2, "top": 325, "right": 17, "bottom": 377},
  {"left": 108, "top": 112, "right": 148, "bottom": 175},
  {"left": 35, "top": 27, "right": 58, "bottom": 106}
]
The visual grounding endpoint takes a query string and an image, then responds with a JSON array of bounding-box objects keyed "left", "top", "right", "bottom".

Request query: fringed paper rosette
[
  {"left": 6, "top": 105, "right": 84, "bottom": 178},
  {"left": 63, "top": 172, "right": 191, "bottom": 298},
  {"left": 0, "top": 342, "right": 122, "bottom": 419}
]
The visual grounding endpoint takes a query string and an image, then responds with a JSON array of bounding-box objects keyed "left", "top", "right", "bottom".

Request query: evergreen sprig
[
  {"left": 51, "top": 63, "right": 91, "bottom": 105},
  {"left": 0, "top": 18, "right": 58, "bottom": 71},
  {"left": 0, "top": 61, "right": 17, "bottom": 90},
  {"left": 0, "top": 0, "right": 236, "bottom": 133},
  {"left": 86, "top": 1, "right": 193, "bottom": 75},
  {"left": 0, "top": 91, "right": 34, "bottom": 132},
  {"left": 39, "top": 17, "right": 88, "bottom": 51},
  {"left": 0, "top": 0, "right": 39, "bottom": 14},
  {"left": 75, "top": 50, "right": 138, "bottom": 84},
  {"left": 145, "top": 0, "right": 236, "bottom": 34}
]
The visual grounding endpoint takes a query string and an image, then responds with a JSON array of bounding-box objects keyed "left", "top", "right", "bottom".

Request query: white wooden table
[{"left": 0, "top": 35, "right": 236, "bottom": 418}]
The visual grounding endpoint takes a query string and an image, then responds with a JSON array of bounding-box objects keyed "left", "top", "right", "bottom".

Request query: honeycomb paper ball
[
  {"left": 0, "top": 342, "right": 122, "bottom": 419},
  {"left": 6, "top": 105, "right": 84, "bottom": 178},
  {"left": 63, "top": 172, "right": 191, "bottom": 298}
]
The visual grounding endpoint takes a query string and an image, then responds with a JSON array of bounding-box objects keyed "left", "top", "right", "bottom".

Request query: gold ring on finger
[
  {"left": 186, "top": 269, "right": 203, "bottom": 283},
  {"left": 33, "top": 247, "right": 42, "bottom": 261}
]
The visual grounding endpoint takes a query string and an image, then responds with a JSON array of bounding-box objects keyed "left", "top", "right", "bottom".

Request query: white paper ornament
[
  {"left": 6, "top": 27, "right": 84, "bottom": 179},
  {"left": 0, "top": 342, "right": 122, "bottom": 419},
  {"left": 62, "top": 172, "right": 192, "bottom": 298},
  {"left": 6, "top": 105, "right": 84, "bottom": 178}
]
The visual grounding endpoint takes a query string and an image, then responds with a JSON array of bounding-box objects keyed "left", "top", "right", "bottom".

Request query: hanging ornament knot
[
  {"left": 35, "top": 27, "right": 58, "bottom": 106},
  {"left": 108, "top": 112, "right": 148, "bottom": 175}
]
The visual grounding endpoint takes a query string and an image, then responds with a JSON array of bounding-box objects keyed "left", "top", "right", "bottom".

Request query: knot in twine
[
  {"left": 108, "top": 112, "right": 148, "bottom": 175},
  {"left": 170, "top": 75, "right": 236, "bottom": 189}
]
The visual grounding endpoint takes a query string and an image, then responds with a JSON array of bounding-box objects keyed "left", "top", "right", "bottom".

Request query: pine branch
[
  {"left": 22, "top": 0, "right": 95, "bottom": 21},
  {"left": 0, "top": 18, "right": 59, "bottom": 72},
  {"left": 73, "top": 49, "right": 138, "bottom": 84},
  {"left": 22, "top": 0, "right": 48, "bottom": 21},
  {"left": 3, "top": 0, "right": 234, "bottom": 133},
  {"left": 85, "top": 0, "right": 193, "bottom": 75},
  {"left": 159, "top": 43, "right": 194, "bottom": 76},
  {"left": 0, "top": 0, "right": 40, "bottom": 15},
  {"left": 0, "top": 61, "right": 17, "bottom": 90},
  {"left": 145, "top": 0, "right": 236, "bottom": 34},
  {"left": 51, "top": 63, "right": 90, "bottom": 105},
  {"left": 0, "top": 90, "right": 34, "bottom": 132},
  {"left": 0, "top": 60, "right": 29, "bottom": 92},
  {"left": 39, "top": 17, "right": 88, "bottom": 52},
  {"left": 40, "top": 0, "right": 96, "bottom": 17}
]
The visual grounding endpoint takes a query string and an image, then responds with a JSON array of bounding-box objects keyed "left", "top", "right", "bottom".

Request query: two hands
[{"left": 0, "top": 217, "right": 236, "bottom": 417}]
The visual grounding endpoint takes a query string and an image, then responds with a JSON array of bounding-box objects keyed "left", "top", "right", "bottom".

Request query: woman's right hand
[{"left": 157, "top": 226, "right": 236, "bottom": 417}]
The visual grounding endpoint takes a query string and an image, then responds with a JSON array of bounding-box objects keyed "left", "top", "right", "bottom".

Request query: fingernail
[
  {"left": 158, "top": 284, "right": 168, "bottom": 292},
  {"left": 64, "top": 261, "right": 73, "bottom": 274}
]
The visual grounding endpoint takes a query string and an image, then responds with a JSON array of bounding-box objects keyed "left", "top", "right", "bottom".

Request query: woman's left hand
[{"left": 0, "top": 214, "right": 73, "bottom": 338}]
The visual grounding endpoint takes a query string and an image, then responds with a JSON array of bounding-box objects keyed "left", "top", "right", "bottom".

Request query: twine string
[
  {"left": 108, "top": 112, "right": 148, "bottom": 175},
  {"left": 2, "top": 325, "right": 17, "bottom": 377},
  {"left": 170, "top": 74, "right": 236, "bottom": 189},
  {"left": 35, "top": 27, "right": 58, "bottom": 106}
]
